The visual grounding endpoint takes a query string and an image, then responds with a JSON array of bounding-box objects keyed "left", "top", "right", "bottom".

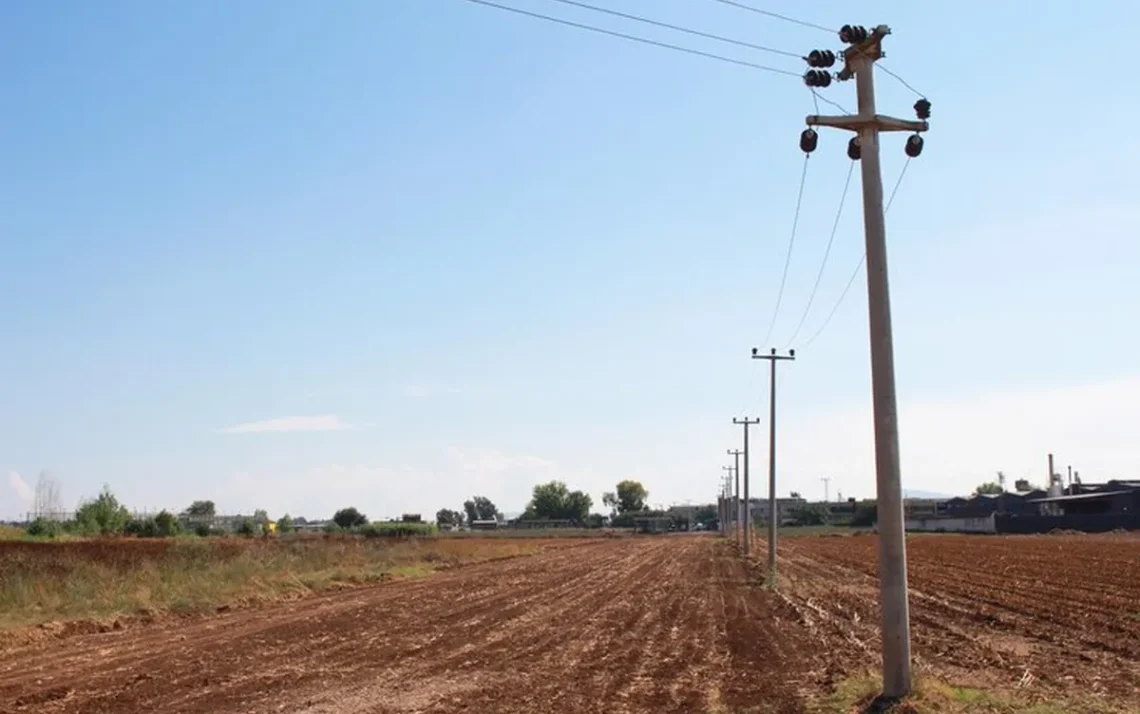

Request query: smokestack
[{"left": 1047, "top": 453, "right": 1062, "bottom": 498}]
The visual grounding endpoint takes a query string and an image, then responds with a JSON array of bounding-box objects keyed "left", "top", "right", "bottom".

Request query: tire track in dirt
[{"left": 0, "top": 536, "right": 821, "bottom": 714}]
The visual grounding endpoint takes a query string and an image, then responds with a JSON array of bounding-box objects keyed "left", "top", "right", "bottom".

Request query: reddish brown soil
[
  {"left": 3, "top": 533, "right": 1137, "bottom": 714},
  {"left": 779, "top": 532, "right": 1140, "bottom": 707},
  {"left": 0, "top": 536, "right": 827, "bottom": 714}
]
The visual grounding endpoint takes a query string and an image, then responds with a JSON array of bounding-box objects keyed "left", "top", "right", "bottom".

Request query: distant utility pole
[
  {"left": 721, "top": 474, "right": 733, "bottom": 535},
  {"left": 732, "top": 417, "right": 761, "bottom": 556},
  {"left": 821, "top": 476, "right": 831, "bottom": 503},
  {"left": 801, "top": 24, "right": 930, "bottom": 699},
  {"left": 717, "top": 477, "right": 726, "bottom": 534},
  {"left": 722, "top": 465, "right": 736, "bottom": 535},
  {"left": 727, "top": 449, "right": 743, "bottom": 546},
  {"left": 750, "top": 348, "right": 795, "bottom": 578}
]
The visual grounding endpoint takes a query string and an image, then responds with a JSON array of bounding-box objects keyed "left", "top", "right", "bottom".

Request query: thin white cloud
[
  {"left": 8, "top": 471, "right": 33, "bottom": 507},
  {"left": 218, "top": 414, "right": 366, "bottom": 434}
]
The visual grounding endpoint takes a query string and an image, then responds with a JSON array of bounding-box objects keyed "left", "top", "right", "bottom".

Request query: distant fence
[{"left": 994, "top": 513, "right": 1140, "bottom": 534}]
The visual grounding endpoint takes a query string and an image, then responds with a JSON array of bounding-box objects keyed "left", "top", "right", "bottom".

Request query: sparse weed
[{"left": 0, "top": 535, "right": 550, "bottom": 631}]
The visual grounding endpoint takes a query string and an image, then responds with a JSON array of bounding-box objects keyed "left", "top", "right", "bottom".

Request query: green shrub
[
  {"left": 333, "top": 507, "right": 368, "bottom": 529},
  {"left": 26, "top": 518, "right": 61, "bottom": 538},
  {"left": 236, "top": 519, "right": 257, "bottom": 537},
  {"left": 125, "top": 517, "right": 160, "bottom": 538},
  {"left": 74, "top": 485, "right": 131, "bottom": 535},
  {"left": 154, "top": 510, "right": 180, "bottom": 537},
  {"left": 788, "top": 503, "right": 830, "bottom": 527},
  {"left": 356, "top": 522, "right": 436, "bottom": 538}
]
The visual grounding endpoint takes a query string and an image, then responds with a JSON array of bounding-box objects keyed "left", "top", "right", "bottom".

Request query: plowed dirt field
[
  {"left": 781, "top": 532, "right": 1140, "bottom": 705},
  {"left": 0, "top": 537, "right": 830, "bottom": 714},
  {"left": 1, "top": 533, "right": 1137, "bottom": 713}
]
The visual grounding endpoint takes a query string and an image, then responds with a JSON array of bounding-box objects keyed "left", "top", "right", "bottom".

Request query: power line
[
  {"left": 877, "top": 63, "right": 925, "bottom": 98},
  {"left": 783, "top": 159, "right": 855, "bottom": 347},
  {"left": 541, "top": 0, "right": 803, "bottom": 59},
  {"left": 455, "top": 0, "right": 801, "bottom": 76},
  {"left": 811, "top": 88, "right": 851, "bottom": 115},
  {"left": 846, "top": 45, "right": 927, "bottom": 98},
  {"left": 759, "top": 153, "right": 810, "bottom": 348},
  {"left": 801, "top": 157, "right": 912, "bottom": 347},
  {"left": 706, "top": 0, "right": 834, "bottom": 34}
]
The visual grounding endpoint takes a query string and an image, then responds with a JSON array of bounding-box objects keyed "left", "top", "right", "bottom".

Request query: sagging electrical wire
[
  {"left": 455, "top": 0, "right": 801, "bottom": 76},
  {"left": 782, "top": 159, "right": 856, "bottom": 348},
  {"left": 801, "top": 158, "right": 912, "bottom": 348},
  {"left": 877, "top": 63, "right": 925, "bottom": 98},
  {"left": 705, "top": 0, "right": 835, "bottom": 34},
  {"left": 759, "top": 153, "right": 810, "bottom": 348},
  {"left": 541, "top": 0, "right": 803, "bottom": 59}
]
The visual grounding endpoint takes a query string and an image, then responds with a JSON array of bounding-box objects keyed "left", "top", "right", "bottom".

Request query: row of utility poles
[{"left": 714, "top": 24, "right": 929, "bottom": 700}]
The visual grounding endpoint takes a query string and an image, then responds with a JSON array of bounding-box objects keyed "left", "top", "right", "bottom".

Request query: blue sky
[{"left": 3, "top": 0, "right": 1139, "bottom": 520}]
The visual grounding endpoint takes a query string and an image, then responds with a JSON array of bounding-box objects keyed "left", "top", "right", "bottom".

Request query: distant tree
[
  {"left": 974, "top": 482, "right": 1004, "bottom": 495},
  {"left": 790, "top": 491, "right": 802, "bottom": 499},
  {"left": 236, "top": 518, "right": 257, "bottom": 537},
  {"left": 614, "top": 480, "right": 648, "bottom": 514},
  {"left": 1013, "top": 479, "right": 1041, "bottom": 493},
  {"left": 564, "top": 490, "right": 593, "bottom": 522},
  {"left": 252, "top": 509, "right": 269, "bottom": 524},
  {"left": 277, "top": 514, "right": 294, "bottom": 533},
  {"left": 525, "top": 481, "right": 592, "bottom": 522},
  {"left": 528, "top": 481, "right": 570, "bottom": 520},
  {"left": 463, "top": 496, "right": 499, "bottom": 524},
  {"left": 601, "top": 492, "right": 618, "bottom": 515},
  {"left": 154, "top": 510, "right": 180, "bottom": 537},
  {"left": 788, "top": 503, "right": 829, "bottom": 527},
  {"left": 332, "top": 507, "right": 368, "bottom": 529},
  {"left": 435, "top": 508, "right": 463, "bottom": 527},
  {"left": 74, "top": 485, "right": 131, "bottom": 535},
  {"left": 184, "top": 500, "right": 216, "bottom": 517}
]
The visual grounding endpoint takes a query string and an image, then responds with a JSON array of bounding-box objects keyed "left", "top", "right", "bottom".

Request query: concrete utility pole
[
  {"left": 728, "top": 449, "right": 744, "bottom": 547},
  {"left": 750, "top": 348, "right": 795, "bottom": 578},
  {"left": 718, "top": 477, "right": 727, "bottom": 535},
  {"left": 722, "top": 465, "right": 736, "bottom": 535},
  {"left": 802, "top": 24, "right": 930, "bottom": 699},
  {"left": 722, "top": 474, "right": 733, "bottom": 535},
  {"left": 732, "top": 417, "right": 761, "bottom": 556},
  {"left": 821, "top": 476, "right": 831, "bottom": 503}
]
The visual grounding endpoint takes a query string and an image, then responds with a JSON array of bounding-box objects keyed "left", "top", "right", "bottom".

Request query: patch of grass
[
  {"left": 814, "top": 674, "right": 1124, "bottom": 714},
  {"left": 0, "top": 535, "right": 551, "bottom": 631},
  {"left": 0, "top": 526, "right": 26, "bottom": 540}
]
